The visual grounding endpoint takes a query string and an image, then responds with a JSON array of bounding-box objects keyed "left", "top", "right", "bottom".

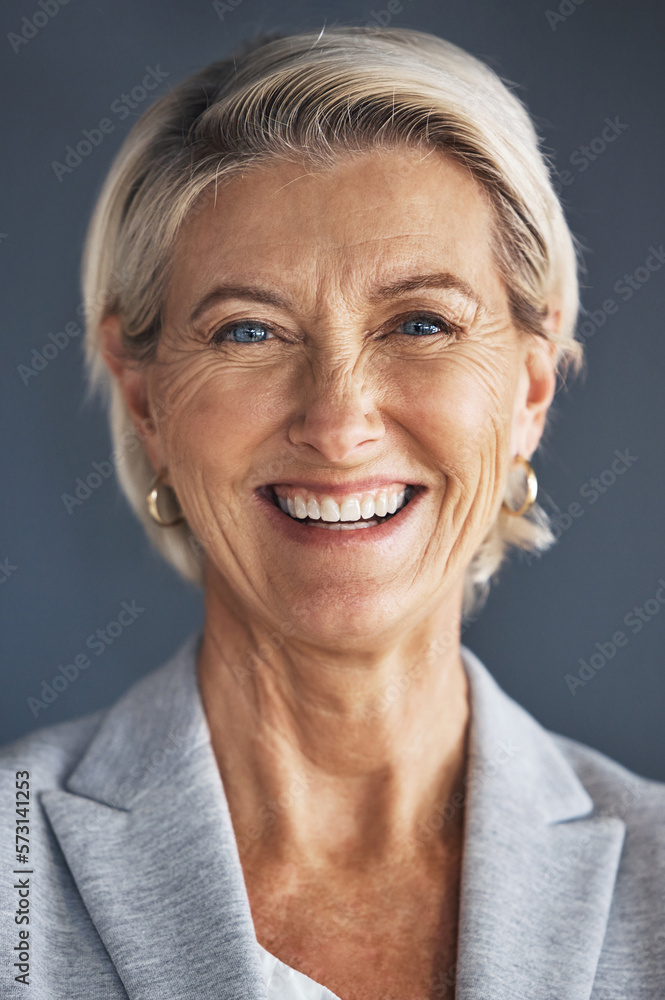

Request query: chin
[{"left": 275, "top": 585, "right": 422, "bottom": 648}]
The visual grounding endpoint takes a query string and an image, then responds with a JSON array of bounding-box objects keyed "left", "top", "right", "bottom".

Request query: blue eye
[
  {"left": 215, "top": 321, "right": 272, "bottom": 343},
  {"left": 399, "top": 315, "right": 450, "bottom": 337}
]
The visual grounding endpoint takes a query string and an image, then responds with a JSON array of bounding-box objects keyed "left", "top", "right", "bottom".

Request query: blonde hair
[{"left": 82, "top": 26, "right": 583, "bottom": 616}]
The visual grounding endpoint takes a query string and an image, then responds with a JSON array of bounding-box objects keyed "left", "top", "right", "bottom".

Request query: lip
[{"left": 255, "top": 483, "right": 426, "bottom": 546}]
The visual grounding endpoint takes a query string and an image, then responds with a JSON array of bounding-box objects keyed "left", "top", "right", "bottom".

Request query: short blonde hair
[{"left": 82, "top": 26, "right": 583, "bottom": 616}]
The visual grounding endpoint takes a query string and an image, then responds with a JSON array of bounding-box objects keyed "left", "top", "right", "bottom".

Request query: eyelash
[
  {"left": 209, "top": 312, "right": 461, "bottom": 345},
  {"left": 388, "top": 312, "right": 460, "bottom": 340},
  {"left": 210, "top": 320, "right": 277, "bottom": 345}
]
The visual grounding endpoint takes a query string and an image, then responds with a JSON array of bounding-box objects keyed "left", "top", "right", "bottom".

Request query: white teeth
[
  {"left": 274, "top": 484, "right": 415, "bottom": 525},
  {"left": 340, "top": 497, "right": 361, "bottom": 522},
  {"left": 294, "top": 494, "right": 308, "bottom": 519},
  {"left": 360, "top": 495, "right": 375, "bottom": 519},
  {"left": 320, "top": 497, "right": 341, "bottom": 522},
  {"left": 374, "top": 490, "right": 388, "bottom": 517},
  {"left": 306, "top": 497, "right": 320, "bottom": 519}
]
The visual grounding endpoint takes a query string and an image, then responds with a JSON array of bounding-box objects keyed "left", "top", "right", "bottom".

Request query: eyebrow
[
  {"left": 369, "top": 272, "right": 480, "bottom": 307},
  {"left": 188, "top": 271, "right": 480, "bottom": 325},
  {"left": 189, "top": 285, "right": 289, "bottom": 324}
]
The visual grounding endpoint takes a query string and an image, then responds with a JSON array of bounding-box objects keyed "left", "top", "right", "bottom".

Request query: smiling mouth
[{"left": 264, "top": 484, "right": 418, "bottom": 530}]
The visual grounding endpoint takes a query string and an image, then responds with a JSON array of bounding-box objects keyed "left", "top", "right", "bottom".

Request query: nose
[{"left": 288, "top": 357, "right": 385, "bottom": 462}]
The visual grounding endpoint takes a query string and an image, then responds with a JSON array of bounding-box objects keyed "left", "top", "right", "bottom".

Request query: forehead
[{"left": 170, "top": 147, "right": 502, "bottom": 307}]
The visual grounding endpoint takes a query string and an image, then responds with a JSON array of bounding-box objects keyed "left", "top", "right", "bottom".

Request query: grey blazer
[{"left": 1, "top": 634, "right": 664, "bottom": 999}]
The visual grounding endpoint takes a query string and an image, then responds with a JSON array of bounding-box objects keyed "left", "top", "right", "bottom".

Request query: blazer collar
[
  {"left": 455, "top": 646, "right": 625, "bottom": 1000},
  {"left": 42, "top": 634, "right": 268, "bottom": 1000},
  {"left": 42, "top": 635, "right": 625, "bottom": 1000}
]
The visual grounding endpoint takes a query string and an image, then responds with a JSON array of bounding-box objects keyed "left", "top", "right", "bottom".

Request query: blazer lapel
[
  {"left": 41, "top": 635, "right": 268, "bottom": 1000},
  {"left": 40, "top": 634, "right": 628, "bottom": 1000},
  {"left": 455, "top": 646, "right": 627, "bottom": 1000}
]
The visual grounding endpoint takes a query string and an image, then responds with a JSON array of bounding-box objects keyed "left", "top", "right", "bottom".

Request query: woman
[{"left": 2, "top": 26, "right": 664, "bottom": 1000}]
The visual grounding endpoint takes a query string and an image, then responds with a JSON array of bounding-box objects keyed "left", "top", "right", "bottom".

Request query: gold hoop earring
[
  {"left": 502, "top": 455, "right": 538, "bottom": 517},
  {"left": 146, "top": 469, "right": 185, "bottom": 527}
]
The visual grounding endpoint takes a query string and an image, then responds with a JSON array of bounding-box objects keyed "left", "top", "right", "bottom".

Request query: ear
[
  {"left": 99, "top": 315, "right": 166, "bottom": 474},
  {"left": 510, "top": 313, "right": 559, "bottom": 459}
]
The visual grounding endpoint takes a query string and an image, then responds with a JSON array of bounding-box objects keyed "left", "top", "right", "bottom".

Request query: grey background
[{"left": 1, "top": 0, "right": 663, "bottom": 779}]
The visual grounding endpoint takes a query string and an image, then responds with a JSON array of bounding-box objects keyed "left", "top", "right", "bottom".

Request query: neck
[{"left": 197, "top": 582, "right": 470, "bottom": 870}]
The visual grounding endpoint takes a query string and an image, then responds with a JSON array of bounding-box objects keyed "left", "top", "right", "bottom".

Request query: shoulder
[
  {"left": 0, "top": 633, "right": 203, "bottom": 827},
  {"left": 550, "top": 728, "right": 665, "bottom": 808},
  {"left": 549, "top": 728, "right": 665, "bottom": 853},
  {"left": 0, "top": 710, "right": 107, "bottom": 884},
  {"left": 0, "top": 633, "right": 201, "bottom": 794},
  {"left": 548, "top": 732, "right": 665, "bottom": 988},
  {"left": 0, "top": 709, "right": 105, "bottom": 792}
]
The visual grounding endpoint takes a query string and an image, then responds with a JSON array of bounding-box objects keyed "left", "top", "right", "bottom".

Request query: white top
[{"left": 257, "top": 942, "right": 342, "bottom": 1000}]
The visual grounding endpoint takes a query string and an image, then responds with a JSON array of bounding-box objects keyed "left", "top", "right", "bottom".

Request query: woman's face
[{"left": 118, "top": 148, "right": 555, "bottom": 643}]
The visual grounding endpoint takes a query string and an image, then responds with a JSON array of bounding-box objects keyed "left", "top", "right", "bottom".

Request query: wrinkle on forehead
[
  {"left": 167, "top": 148, "right": 508, "bottom": 329},
  {"left": 219, "top": 233, "right": 453, "bottom": 253}
]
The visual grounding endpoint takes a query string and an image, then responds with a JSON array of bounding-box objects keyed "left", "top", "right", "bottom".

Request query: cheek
[
  {"left": 152, "top": 354, "right": 295, "bottom": 492},
  {"left": 383, "top": 349, "right": 516, "bottom": 479}
]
